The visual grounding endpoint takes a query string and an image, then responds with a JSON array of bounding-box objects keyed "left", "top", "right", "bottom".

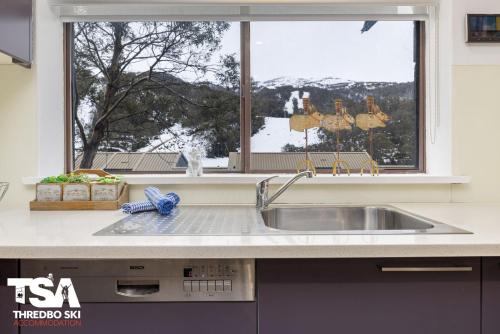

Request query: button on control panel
[
  {"left": 191, "top": 280, "right": 200, "bottom": 292},
  {"left": 183, "top": 279, "right": 232, "bottom": 292},
  {"left": 200, "top": 280, "right": 208, "bottom": 292},
  {"left": 207, "top": 280, "right": 216, "bottom": 292}
]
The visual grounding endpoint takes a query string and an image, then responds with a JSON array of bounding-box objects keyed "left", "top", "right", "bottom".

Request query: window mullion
[
  {"left": 64, "top": 23, "right": 74, "bottom": 174},
  {"left": 418, "top": 21, "right": 426, "bottom": 173},
  {"left": 240, "top": 21, "right": 251, "bottom": 173}
]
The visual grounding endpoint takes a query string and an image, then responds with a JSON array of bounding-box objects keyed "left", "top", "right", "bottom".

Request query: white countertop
[{"left": 1, "top": 203, "right": 500, "bottom": 259}]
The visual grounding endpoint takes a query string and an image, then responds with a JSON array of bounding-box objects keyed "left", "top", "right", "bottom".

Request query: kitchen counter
[{"left": 1, "top": 203, "right": 500, "bottom": 258}]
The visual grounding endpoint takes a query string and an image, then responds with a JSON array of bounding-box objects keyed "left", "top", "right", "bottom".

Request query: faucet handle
[
  {"left": 257, "top": 175, "right": 278, "bottom": 187},
  {"left": 256, "top": 175, "right": 278, "bottom": 209},
  {"left": 256, "top": 175, "right": 278, "bottom": 194}
]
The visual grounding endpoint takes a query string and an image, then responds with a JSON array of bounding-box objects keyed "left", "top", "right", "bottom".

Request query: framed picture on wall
[{"left": 466, "top": 14, "right": 500, "bottom": 43}]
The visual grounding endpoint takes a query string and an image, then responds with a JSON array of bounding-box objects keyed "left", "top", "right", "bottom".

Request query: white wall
[
  {"left": 0, "top": 65, "right": 38, "bottom": 207},
  {"left": 35, "top": 0, "right": 65, "bottom": 176},
  {"left": 452, "top": 0, "right": 500, "bottom": 65},
  {"left": 452, "top": 65, "right": 500, "bottom": 202},
  {"left": 449, "top": 0, "right": 500, "bottom": 202}
]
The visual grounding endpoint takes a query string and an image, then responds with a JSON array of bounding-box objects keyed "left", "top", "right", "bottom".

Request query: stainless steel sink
[{"left": 260, "top": 206, "right": 471, "bottom": 235}]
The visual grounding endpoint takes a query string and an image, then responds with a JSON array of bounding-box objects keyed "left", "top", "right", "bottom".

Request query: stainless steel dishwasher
[{"left": 20, "top": 259, "right": 256, "bottom": 334}]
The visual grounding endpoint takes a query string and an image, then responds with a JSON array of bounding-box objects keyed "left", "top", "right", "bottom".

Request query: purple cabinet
[
  {"left": 482, "top": 258, "right": 500, "bottom": 334},
  {"left": 0, "top": 260, "right": 19, "bottom": 334},
  {"left": 20, "top": 302, "right": 256, "bottom": 334},
  {"left": 258, "top": 258, "right": 480, "bottom": 334},
  {"left": 0, "top": 0, "right": 32, "bottom": 65}
]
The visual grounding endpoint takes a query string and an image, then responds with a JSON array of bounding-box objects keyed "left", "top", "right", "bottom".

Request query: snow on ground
[
  {"left": 284, "top": 91, "right": 310, "bottom": 115},
  {"left": 133, "top": 117, "right": 321, "bottom": 168},
  {"left": 203, "top": 157, "right": 229, "bottom": 168},
  {"left": 251, "top": 117, "right": 320, "bottom": 152},
  {"left": 138, "top": 124, "right": 229, "bottom": 167},
  {"left": 138, "top": 124, "right": 196, "bottom": 153}
]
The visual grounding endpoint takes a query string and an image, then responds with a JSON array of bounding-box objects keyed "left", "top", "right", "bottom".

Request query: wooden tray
[{"left": 30, "top": 184, "right": 129, "bottom": 211}]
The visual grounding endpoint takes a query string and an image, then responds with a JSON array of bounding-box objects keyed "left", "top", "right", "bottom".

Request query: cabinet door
[
  {"left": 20, "top": 302, "right": 256, "bottom": 334},
  {"left": 258, "top": 258, "right": 480, "bottom": 334},
  {"left": 482, "top": 258, "right": 500, "bottom": 334},
  {"left": 0, "top": 260, "right": 19, "bottom": 334},
  {"left": 0, "top": 0, "right": 32, "bottom": 64}
]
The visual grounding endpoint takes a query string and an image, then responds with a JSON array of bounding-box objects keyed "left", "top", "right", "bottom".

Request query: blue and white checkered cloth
[
  {"left": 121, "top": 200, "right": 156, "bottom": 214},
  {"left": 122, "top": 189, "right": 180, "bottom": 215},
  {"left": 145, "top": 187, "right": 180, "bottom": 215}
]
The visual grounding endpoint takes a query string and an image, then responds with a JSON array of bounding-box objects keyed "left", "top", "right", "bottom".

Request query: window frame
[{"left": 64, "top": 21, "right": 426, "bottom": 174}]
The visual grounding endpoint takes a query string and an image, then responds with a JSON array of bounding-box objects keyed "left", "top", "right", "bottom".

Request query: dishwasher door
[
  {"left": 19, "top": 259, "right": 256, "bottom": 334},
  {"left": 21, "top": 259, "right": 255, "bottom": 302}
]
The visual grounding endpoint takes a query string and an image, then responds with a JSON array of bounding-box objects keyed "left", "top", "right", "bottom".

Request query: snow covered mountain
[{"left": 255, "top": 76, "right": 400, "bottom": 91}]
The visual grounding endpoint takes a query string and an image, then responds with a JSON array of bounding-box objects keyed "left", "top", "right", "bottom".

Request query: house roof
[
  {"left": 75, "top": 151, "right": 372, "bottom": 172},
  {"left": 75, "top": 152, "right": 187, "bottom": 172},
  {"left": 227, "top": 152, "right": 372, "bottom": 171}
]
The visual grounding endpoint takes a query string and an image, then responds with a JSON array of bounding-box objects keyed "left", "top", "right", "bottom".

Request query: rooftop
[
  {"left": 228, "top": 152, "right": 372, "bottom": 171},
  {"left": 75, "top": 151, "right": 373, "bottom": 173},
  {"left": 74, "top": 152, "right": 188, "bottom": 173}
]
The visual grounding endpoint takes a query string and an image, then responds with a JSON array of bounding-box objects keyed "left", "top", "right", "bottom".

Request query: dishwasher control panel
[
  {"left": 182, "top": 263, "right": 236, "bottom": 296},
  {"left": 21, "top": 259, "right": 255, "bottom": 302}
]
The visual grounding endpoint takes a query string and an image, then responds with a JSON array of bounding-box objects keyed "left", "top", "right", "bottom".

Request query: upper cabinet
[{"left": 0, "top": 0, "right": 32, "bottom": 66}]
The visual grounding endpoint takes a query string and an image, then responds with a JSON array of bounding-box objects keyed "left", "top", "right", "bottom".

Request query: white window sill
[{"left": 22, "top": 174, "right": 471, "bottom": 185}]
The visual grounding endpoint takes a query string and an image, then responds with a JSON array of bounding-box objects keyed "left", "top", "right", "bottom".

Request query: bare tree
[{"left": 73, "top": 21, "right": 229, "bottom": 168}]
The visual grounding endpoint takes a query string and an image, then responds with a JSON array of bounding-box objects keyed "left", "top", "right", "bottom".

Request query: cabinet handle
[{"left": 379, "top": 266, "right": 473, "bottom": 272}]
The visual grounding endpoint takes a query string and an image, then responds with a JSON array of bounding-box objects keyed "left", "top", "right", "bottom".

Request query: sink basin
[{"left": 260, "top": 206, "right": 471, "bottom": 235}]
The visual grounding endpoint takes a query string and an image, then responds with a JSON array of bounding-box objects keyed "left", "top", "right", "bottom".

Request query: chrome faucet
[{"left": 256, "top": 171, "right": 313, "bottom": 210}]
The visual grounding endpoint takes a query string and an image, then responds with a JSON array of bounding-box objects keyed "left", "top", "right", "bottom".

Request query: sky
[
  {"left": 126, "top": 20, "right": 416, "bottom": 84},
  {"left": 215, "top": 21, "right": 415, "bottom": 83}
]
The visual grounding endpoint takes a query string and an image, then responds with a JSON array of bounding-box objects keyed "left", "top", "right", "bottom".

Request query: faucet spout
[{"left": 256, "top": 171, "right": 313, "bottom": 210}]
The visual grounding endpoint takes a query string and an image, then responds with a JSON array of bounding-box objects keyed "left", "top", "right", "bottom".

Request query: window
[
  {"left": 67, "top": 20, "right": 424, "bottom": 174},
  {"left": 70, "top": 21, "right": 241, "bottom": 173},
  {"left": 249, "top": 21, "right": 424, "bottom": 173}
]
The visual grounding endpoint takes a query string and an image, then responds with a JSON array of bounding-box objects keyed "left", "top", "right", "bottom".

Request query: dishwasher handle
[{"left": 116, "top": 280, "right": 160, "bottom": 297}]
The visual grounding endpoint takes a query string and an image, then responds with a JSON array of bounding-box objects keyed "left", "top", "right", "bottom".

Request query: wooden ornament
[
  {"left": 355, "top": 96, "right": 389, "bottom": 176},
  {"left": 321, "top": 100, "right": 355, "bottom": 132},
  {"left": 355, "top": 96, "right": 390, "bottom": 131},
  {"left": 327, "top": 100, "right": 354, "bottom": 175},
  {"left": 289, "top": 114, "right": 322, "bottom": 132},
  {"left": 289, "top": 98, "right": 323, "bottom": 132}
]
